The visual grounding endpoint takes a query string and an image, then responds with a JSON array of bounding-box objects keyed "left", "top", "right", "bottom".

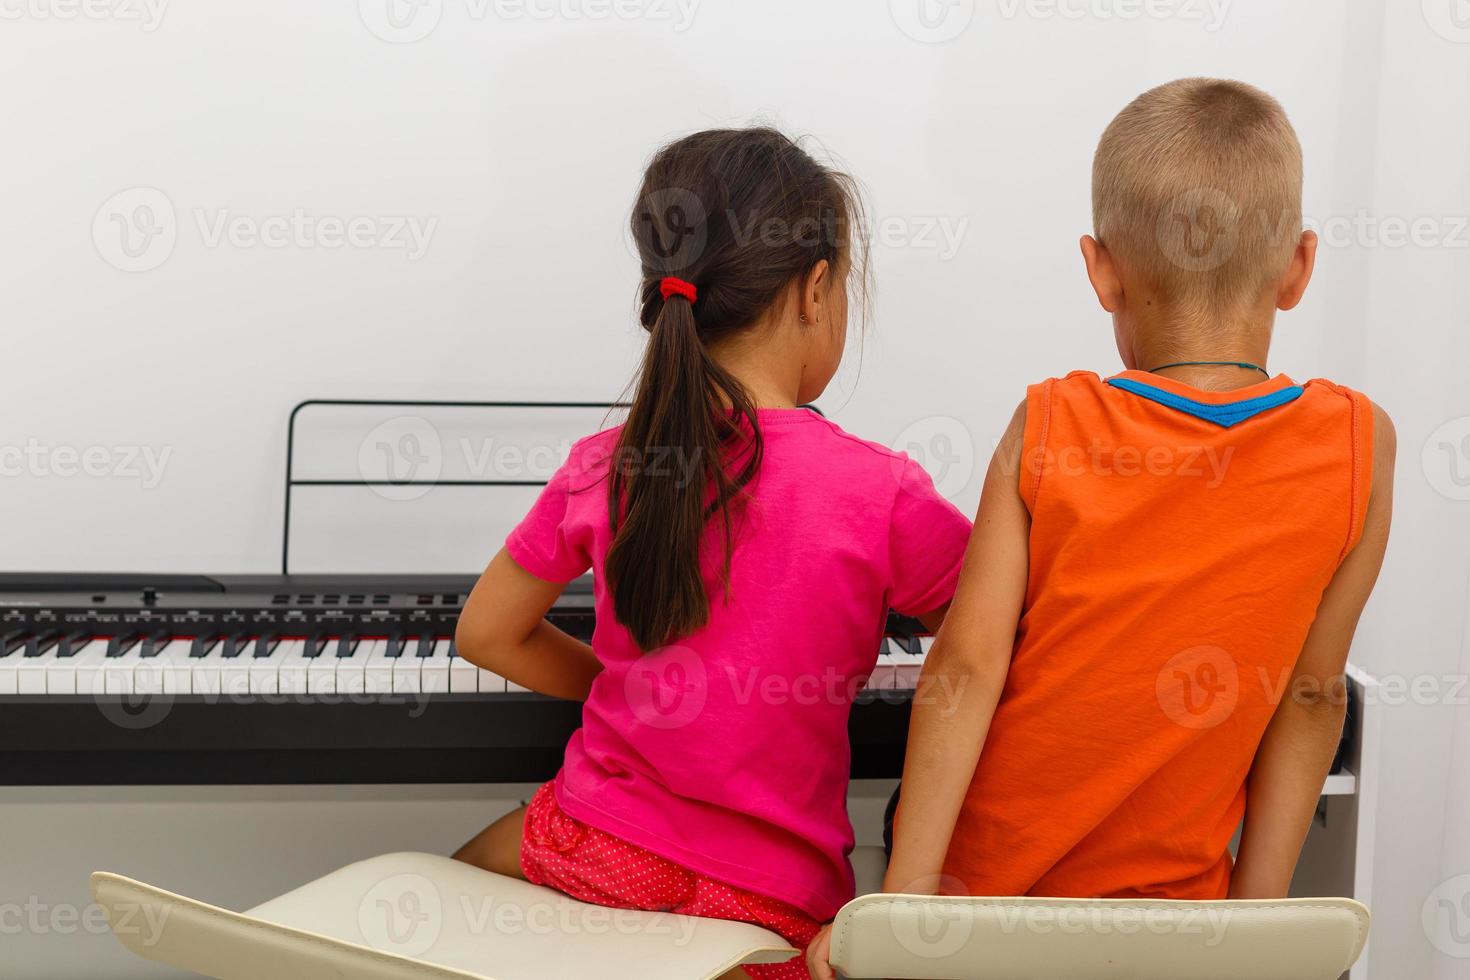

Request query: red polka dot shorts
[{"left": 520, "top": 782, "right": 819, "bottom": 979}]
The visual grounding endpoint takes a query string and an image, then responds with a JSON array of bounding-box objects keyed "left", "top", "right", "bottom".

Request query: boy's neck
[{"left": 1126, "top": 303, "right": 1276, "bottom": 393}]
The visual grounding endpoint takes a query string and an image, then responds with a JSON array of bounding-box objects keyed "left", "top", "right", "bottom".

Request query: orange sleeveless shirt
[{"left": 941, "top": 369, "right": 1374, "bottom": 900}]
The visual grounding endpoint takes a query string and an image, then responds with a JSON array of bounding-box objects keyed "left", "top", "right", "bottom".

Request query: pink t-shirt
[{"left": 505, "top": 408, "right": 972, "bottom": 919}]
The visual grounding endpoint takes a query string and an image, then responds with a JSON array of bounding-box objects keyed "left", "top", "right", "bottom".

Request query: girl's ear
[{"left": 799, "top": 260, "right": 831, "bottom": 324}]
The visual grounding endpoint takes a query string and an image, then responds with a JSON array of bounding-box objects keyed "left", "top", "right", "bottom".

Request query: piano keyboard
[{"left": 0, "top": 573, "right": 933, "bottom": 786}]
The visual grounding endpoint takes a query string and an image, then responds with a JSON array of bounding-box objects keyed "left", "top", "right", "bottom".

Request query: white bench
[{"left": 93, "top": 847, "right": 1367, "bottom": 979}]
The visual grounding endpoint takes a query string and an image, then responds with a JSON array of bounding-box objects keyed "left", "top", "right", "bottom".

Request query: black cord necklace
[{"left": 1147, "top": 360, "right": 1270, "bottom": 379}]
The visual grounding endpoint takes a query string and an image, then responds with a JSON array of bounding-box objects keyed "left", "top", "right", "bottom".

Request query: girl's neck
[{"left": 707, "top": 330, "right": 802, "bottom": 410}]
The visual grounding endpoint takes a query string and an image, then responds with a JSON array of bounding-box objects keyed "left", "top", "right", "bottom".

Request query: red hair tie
[{"left": 659, "top": 277, "right": 698, "bottom": 303}]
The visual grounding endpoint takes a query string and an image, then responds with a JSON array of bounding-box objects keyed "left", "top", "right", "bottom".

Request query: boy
[{"left": 810, "top": 78, "right": 1393, "bottom": 978}]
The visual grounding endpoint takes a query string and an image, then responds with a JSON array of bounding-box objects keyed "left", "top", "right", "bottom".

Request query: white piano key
[
  {"left": 248, "top": 641, "right": 285, "bottom": 695},
  {"left": 59, "top": 640, "right": 107, "bottom": 695},
  {"left": 867, "top": 639, "right": 900, "bottom": 691},
  {"left": 480, "top": 665, "right": 509, "bottom": 694},
  {"left": 448, "top": 647, "right": 478, "bottom": 693},
  {"left": 362, "top": 640, "right": 395, "bottom": 695},
  {"left": 919, "top": 635, "right": 935, "bottom": 655},
  {"left": 889, "top": 650, "right": 924, "bottom": 691},
  {"left": 154, "top": 639, "right": 194, "bottom": 695},
  {"left": 392, "top": 640, "right": 424, "bottom": 694},
  {"left": 306, "top": 644, "right": 338, "bottom": 695},
  {"left": 420, "top": 640, "right": 451, "bottom": 695},
  {"left": 0, "top": 651, "right": 19, "bottom": 695},
  {"left": 133, "top": 650, "right": 168, "bottom": 695},
  {"left": 276, "top": 640, "right": 310, "bottom": 696},
  {"left": 102, "top": 648, "right": 146, "bottom": 696},
  {"left": 338, "top": 639, "right": 371, "bottom": 696},
  {"left": 219, "top": 648, "right": 253, "bottom": 700},
  {"left": 191, "top": 648, "right": 224, "bottom": 696},
  {"left": 18, "top": 645, "right": 57, "bottom": 695}
]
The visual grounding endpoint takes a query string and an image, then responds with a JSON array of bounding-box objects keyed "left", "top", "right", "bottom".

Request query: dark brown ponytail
[{"left": 607, "top": 128, "right": 862, "bottom": 651}]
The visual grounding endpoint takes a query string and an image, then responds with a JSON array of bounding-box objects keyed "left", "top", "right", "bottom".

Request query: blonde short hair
[{"left": 1092, "top": 78, "right": 1303, "bottom": 311}]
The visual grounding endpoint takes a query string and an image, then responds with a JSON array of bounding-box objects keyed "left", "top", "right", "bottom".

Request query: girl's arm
[
  {"left": 454, "top": 548, "right": 603, "bottom": 702},
  {"left": 881, "top": 401, "right": 1031, "bottom": 893},
  {"left": 1230, "top": 403, "right": 1395, "bottom": 899}
]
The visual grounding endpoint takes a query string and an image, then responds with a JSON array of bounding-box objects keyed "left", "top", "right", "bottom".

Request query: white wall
[{"left": 1, "top": 0, "right": 1466, "bottom": 975}]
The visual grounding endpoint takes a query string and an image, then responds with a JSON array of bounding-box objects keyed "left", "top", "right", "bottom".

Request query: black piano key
[
  {"left": 303, "top": 635, "right": 326, "bottom": 659},
  {"left": 252, "top": 636, "right": 280, "bottom": 659},
  {"left": 415, "top": 636, "right": 437, "bottom": 659},
  {"left": 140, "top": 631, "right": 171, "bottom": 657},
  {"left": 57, "top": 632, "right": 90, "bottom": 658},
  {"left": 24, "top": 632, "right": 60, "bottom": 658},
  {"left": 190, "top": 635, "right": 221, "bottom": 658},
  {"left": 334, "top": 636, "right": 360, "bottom": 659},
  {"left": 221, "top": 635, "right": 250, "bottom": 659},
  {"left": 384, "top": 636, "right": 405, "bottom": 659},
  {"left": 1, "top": 632, "right": 27, "bottom": 657},
  {"left": 106, "top": 635, "right": 141, "bottom": 658}
]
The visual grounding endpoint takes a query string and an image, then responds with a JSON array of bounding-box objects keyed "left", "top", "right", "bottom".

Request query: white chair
[{"left": 93, "top": 848, "right": 1368, "bottom": 980}]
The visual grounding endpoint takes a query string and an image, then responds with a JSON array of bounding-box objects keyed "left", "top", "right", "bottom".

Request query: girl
[{"left": 451, "top": 128, "right": 972, "bottom": 978}]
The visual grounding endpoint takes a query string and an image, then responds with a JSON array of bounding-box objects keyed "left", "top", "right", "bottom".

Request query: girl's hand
[{"left": 804, "top": 923, "right": 836, "bottom": 980}]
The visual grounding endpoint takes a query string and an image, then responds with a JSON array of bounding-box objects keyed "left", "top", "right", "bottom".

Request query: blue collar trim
[{"left": 1106, "top": 377, "right": 1305, "bottom": 428}]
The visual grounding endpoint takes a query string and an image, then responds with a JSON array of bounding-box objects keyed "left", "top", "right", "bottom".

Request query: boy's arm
[
  {"left": 454, "top": 548, "right": 602, "bottom": 702},
  {"left": 1230, "top": 403, "right": 1395, "bottom": 899},
  {"left": 882, "top": 402, "right": 1031, "bottom": 893}
]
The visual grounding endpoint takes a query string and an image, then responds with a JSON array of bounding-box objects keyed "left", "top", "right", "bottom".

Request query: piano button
[
  {"left": 448, "top": 643, "right": 478, "bottom": 694},
  {"left": 276, "top": 640, "right": 310, "bottom": 696},
  {"left": 363, "top": 640, "right": 396, "bottom": 695},
  {"left": 252, "top": 636, "right": 280, "bottom": 659}
]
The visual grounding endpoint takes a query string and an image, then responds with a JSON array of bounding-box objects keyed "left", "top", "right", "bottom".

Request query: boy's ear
[
  {"left": 1276, "top": 230, "right": 1318, "bottom": 312},
  {"left": 1080, "top": 235, "right": 1124, "bottom": 313}
]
